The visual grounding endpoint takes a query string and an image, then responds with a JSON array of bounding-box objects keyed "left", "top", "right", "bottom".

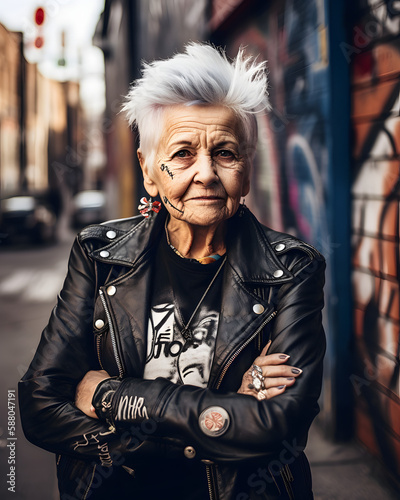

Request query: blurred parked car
[
  {"left": 72, "top": 190, "right": 106, "bottom": 228},
  {"left": 0, "top": 193, "right": 58, "bottom": 245}
]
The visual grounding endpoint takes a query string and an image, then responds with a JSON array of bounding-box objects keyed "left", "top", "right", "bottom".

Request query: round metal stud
[
  {"left": 273, "top": 269, "right": 284, "bottom": 278},
  {"left": 199, "top": 406, "right": 230, "bottom": 437},
  {"left": 106, "top": 230, "right": 117, "bottom": 240},
  {"left": 184, "top": 446, "right": 196, "bottom": 459},
  {"left": 253, "top": 304, "right": 265, "bottom": 315},
  {"left": 100, "top": 250, "right": 110, "bottom": 258},
  {"left": 275, "top": 243, "right": 285, "bottom": 252},
  {"left": 95, "top": 319, "right": 105, "bottom": 330},
  {"left": 107, "top": 285, "right": 116, "bottom": 296}
]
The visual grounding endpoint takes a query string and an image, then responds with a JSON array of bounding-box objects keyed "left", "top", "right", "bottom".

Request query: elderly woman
[{"left": 19, "top": 43, "right": 325, "bottom": 500}]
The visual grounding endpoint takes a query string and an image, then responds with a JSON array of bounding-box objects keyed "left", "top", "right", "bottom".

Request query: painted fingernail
[
  {"left": 286, "top": 377, "right": 295, "bottom": 381},
  {"left": 279, "top": 354, "right": 290, "bottom": 359},
  {"left": 291, "top": 368, "right": 302, "bottom": 374},
  {"left": 277, "top": 385, "right": 286, "bottom": 390}
]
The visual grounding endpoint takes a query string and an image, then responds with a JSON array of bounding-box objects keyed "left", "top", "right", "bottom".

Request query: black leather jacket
[{"left": 19, "top": 206, "right": 325, "bottom": 500}]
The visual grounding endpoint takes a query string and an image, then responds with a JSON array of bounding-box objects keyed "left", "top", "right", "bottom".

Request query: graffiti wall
[
  {"left": 350, "top": 0, "right": 400, "bottom": 477},
  {"left": 220, "top": 1, "right": 330, "bottom": 248},
  {"left": 213, "top": 0, "right": 342, "bottom": 431},
  {"left": 211, "top": 0, "right": 400, "bottom": 477}
]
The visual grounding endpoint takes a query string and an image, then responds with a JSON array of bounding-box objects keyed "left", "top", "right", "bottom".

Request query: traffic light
[
  {"left": 34, "top": 7, "right": 45, "bottom": 49},
  {"left": 34, "top": 7, "right": 45, "bottom": 26}
]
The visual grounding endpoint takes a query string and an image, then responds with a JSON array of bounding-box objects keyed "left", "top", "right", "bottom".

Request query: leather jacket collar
[
  {"left": 89, "top": 206, "right": 294, "bottom": 285},
  {"left": 85, "top": 206, "right": 303, "bottom": 387}
]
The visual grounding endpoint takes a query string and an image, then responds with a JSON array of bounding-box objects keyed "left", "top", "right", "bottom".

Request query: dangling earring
[
  {"left": 239, "top": 198, "right": 246, "bottom": 217},
  {"left": 138, "top": 197, "right": 162, "bottom": 218}
]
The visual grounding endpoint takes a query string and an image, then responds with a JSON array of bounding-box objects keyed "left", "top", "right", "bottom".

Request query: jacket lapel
[
  {"left": 209, "top": 208, "right": 294, "bottom": 387},
  {"left": 91, "top": 212, "right": 167, "bottom": 376},
  {"left": 101, "top": 253, "right": 155, "bottom": 377}
]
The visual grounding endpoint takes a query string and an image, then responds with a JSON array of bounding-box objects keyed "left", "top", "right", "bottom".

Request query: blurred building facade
[
  {"left": 94, "top": 0, "right": 399, "bottom": 483},
  {"left": 0, "top": 22, "right": 83, "bottom": 230},
  {"left": 0, "top": 25, "right": 21, "bottom": 194},
  {"left": 93, "top": 0, "right": 209, "bottom": 219}
]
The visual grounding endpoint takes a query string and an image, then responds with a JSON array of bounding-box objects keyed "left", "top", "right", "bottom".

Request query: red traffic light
[
  {"left": 34, "top": 7, "right": 45, "bottom": 26},
  {"left": 34, "top": 36, "right": 44, "bottom": 49}
]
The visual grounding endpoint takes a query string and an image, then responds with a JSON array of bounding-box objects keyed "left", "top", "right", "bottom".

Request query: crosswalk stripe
[{"left": 0, "top": 265, "right": 66, "bottom": 303}]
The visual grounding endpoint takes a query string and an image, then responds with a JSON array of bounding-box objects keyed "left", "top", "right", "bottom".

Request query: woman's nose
[{"left": 193, "top": 155, "right": 219, "bottom": 186}]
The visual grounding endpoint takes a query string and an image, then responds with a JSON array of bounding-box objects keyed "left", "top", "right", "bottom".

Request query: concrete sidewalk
[{"left": 307, "top": 424, "right": 399, "bottom": 500}]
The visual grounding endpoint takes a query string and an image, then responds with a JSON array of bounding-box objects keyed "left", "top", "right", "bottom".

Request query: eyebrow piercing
[
  {"left": 163, "top": 196, "right": 184, "bottom": 214},
  {"left": 160, "top": 163, "right": 174, "bottom": 179}
]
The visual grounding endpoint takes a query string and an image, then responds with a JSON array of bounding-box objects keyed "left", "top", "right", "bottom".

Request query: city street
[
  {"left": 1, "top": 0, "right": 400, "bottom": 496},
  {"left": 0, "top": 233, "right": 75, "bottom": 500}
]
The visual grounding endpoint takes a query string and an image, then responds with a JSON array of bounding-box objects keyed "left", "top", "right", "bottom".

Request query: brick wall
[{"left": 350, "top": 0, "right": 400, "bottom": 477}]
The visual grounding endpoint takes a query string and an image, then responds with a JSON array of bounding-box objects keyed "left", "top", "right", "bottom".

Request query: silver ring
[
  {"left": 248, "top": 364, "right": 264, "bottom": 392},
  {"left": 257, "top": 390, "right": 267, "bottom": 401},
  {"left": 252, "top": 364, "right": 263, "bottom": 374}
]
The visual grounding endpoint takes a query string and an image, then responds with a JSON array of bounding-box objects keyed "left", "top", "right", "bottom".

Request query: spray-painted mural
[
  {"left": 218, "top": 0, "right": 400, "bottom": 473},
  {"left": 351, "top": 0, "right": 400, "bottom": 477},
  {"left": 224, "top": 1, "right": 330, "bottom": 251},
  {"left": 222, "top": 0, "right": 337, "bottom": 428}
]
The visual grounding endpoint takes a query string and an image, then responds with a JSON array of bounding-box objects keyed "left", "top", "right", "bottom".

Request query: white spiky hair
[{"left": 122, "top": 42, "right": 270, "bottom": 167}]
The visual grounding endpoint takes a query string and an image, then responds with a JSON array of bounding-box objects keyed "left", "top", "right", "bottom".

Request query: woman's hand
[
  {"left": 75, "top": 370, "right": 110, "bottom": 418},
  {"left": 237, "top": 341, "right": 302, "bottom": 400}
]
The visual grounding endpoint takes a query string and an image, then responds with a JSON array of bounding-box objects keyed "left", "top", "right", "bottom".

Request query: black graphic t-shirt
[{"left": 143, "top": 235, "right": 224, "bottom": 387}]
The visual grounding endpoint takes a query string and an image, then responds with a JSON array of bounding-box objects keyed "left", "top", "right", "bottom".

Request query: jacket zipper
[
  {"left": 214, "top": 310, "right": 277, "bottom": 390},
  {"left": 206, "top": 464, "right": 218, "bottom": 500},
  {"left": 99, "top": 289, "right": 124, "bottom": 378},
  {"left": 95, "top": 334, "right": 105, "bottom": 370},
  {"left": 205, "top": 310, "right": 278, "bottom": 500},
  {"left": 280, "top": 464, "right": 294, "bottom": 500},
  {"left": 82, "top": 464, "right": 97, "bottom": 500}
]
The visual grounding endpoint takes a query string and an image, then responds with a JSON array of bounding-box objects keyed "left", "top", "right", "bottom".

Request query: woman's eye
[
  {"left": 215, "top": 150, "right": 235, "bottom": 159},
  {"left": 174, "top": 150, "right": 191, "bottom": 158}
]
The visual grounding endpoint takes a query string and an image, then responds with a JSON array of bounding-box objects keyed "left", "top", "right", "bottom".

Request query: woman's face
[{"left": 138, "top": 104, "right": 251, "bottom": 228}]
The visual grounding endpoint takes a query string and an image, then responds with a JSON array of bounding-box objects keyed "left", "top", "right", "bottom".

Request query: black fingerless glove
[{"left": 91, "top": 377, "right": 121, "bottom": 431}]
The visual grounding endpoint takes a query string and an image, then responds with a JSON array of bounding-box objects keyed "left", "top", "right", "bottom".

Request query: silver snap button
[
  {"left": 107, "top": 285, "right": 116, "bottom": 296},
  {"left": 253, "top": 304, "right": 265, "bottom": 315},
  {"left": 184, "top": 446, "right": 196, "bottom": 459},
  {"left": 95, "top": 319, "right": 105, "bottom": 330},
  {"left": 275, "top": 243, "right": 285, "bottom": 252},
  {"left": 106, "top": 230, "right": 117, "bottom": 240},
  {"left": 100, "top": 250, "right": 110, "bottom": 258},
  {"left": 273, "top": 270, "right": 284, "bottom": 278}
]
